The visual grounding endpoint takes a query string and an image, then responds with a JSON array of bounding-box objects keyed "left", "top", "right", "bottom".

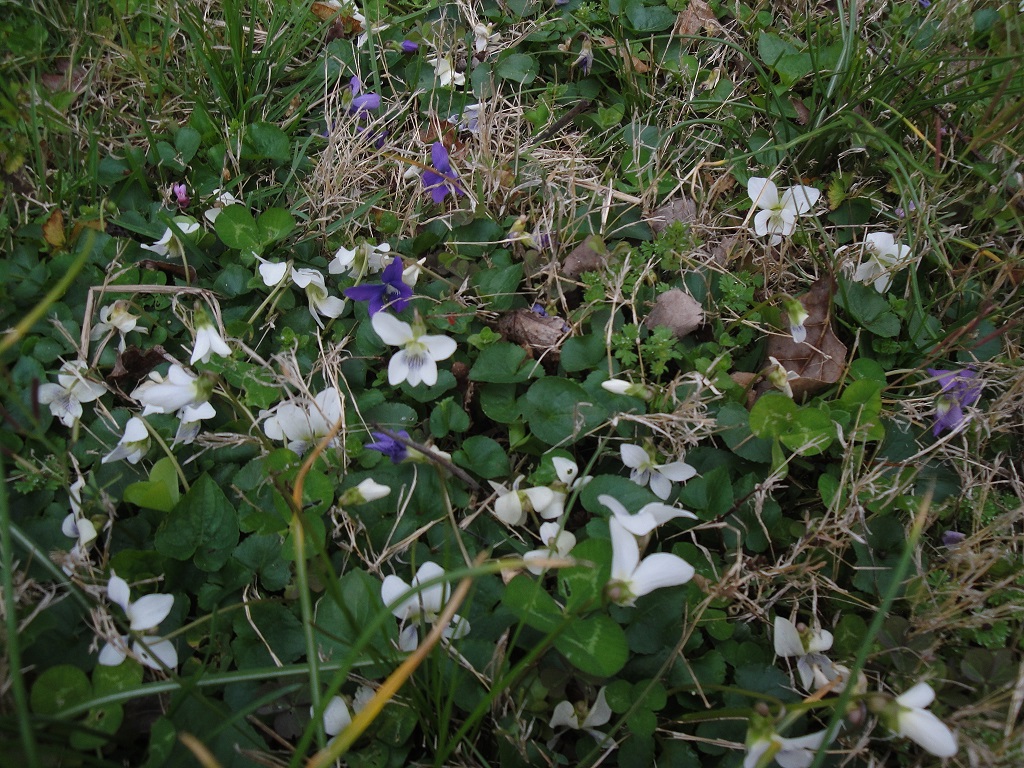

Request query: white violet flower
[
  {"left": 203, "top": 189, "right": 242, "bottom": 224},
  {"left": 428, "top": 55, "right": 465, "bottom": 87},
  {"left": 781, "top": 296, "right": 809, "bottom": 344},
  {"left": 98, "top": 571, "right": 178, "bottom": 670},
  {"left": 291, "top": 267, "right": 346, "bottom": 327},
  {"left": 744, "top": 726, "right": 830, "bottom": 768},
  {"left": 850, "top": 232, "right": 914, "bottom": 293},
  {"left": 607, "top": 517, "right": 695, "bottom": 606},
  {"left": 887, "top": 682, "right": 958, "bottom": 758},
  {"left": 171, "top": 401, "right": 216, "bottom": 447},
  {"left": 131, "top": 364, "right": 212, "bottom": 417},
  {"left": 773, "top": 616, "right": 852, "bottom": 692},
  {"left": 747, "top": 177, "right": 821, "bottom": 246},
  {"left": 524, "top": 522, "right": 576, "bottom": 574},
  {"left": 91, "top": 301, "right": 145, "bottom": 352},
  {"left": 549, "top": 687, "right": 615, "bottom": 749},
  {"left": 262, "top": 387, "right": 343, "bottom": 455},
  {"left": 141, "top": 217, "right": 200, "bottom": 259},
  {"left": 190, "top": 305, "right": 231, "bottom": 365},
  {"left": 101, "top": 417, "right": 151, "bottom": 465},
  {"left": 371, "top": 312, "right": 456, "bottom": 387},
  {"left": 620, "top": 443, "right": 698, "bottom": 500},
  {"left": 37, "top": 359, "right": 107, "bottom": 427},
  {"left": 597, "top": 493, "right": 698, "bottom": 537},
  {"left": 381, "top": 561, "right": 470, "bottom": 651},
  {"left": 329, "top": 241, "right": 391, "bottom": 279}
]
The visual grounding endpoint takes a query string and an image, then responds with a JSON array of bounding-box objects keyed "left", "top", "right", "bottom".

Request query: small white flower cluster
[
  {"left": 745, "top": 175, "right": 916, "bottom": 296},
  {"left": 742, "top": 615, "right": 958, "bottom": 767}
]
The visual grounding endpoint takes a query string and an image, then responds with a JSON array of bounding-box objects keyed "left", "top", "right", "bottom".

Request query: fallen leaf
[
  {"left": 42, "top": 209, "right": 66, "bottom": 248},
  {"left": 674, "top": 0, "right": 718, "bottom": 37},
  {"left": 107, "top": 345, "right": 172, "bottom": 395},
  {"left": 597, "top": 36, "right": 650, "bottom": 74},
  {"left": 39, "top": 59, "right": 88, "bottom": 94},
  {"left": 497, "top": 309, "right": 567, "bottom": 356},
  {"left": 789, "top": 96, "right": 811, "bottom": 126},
  {"left": 648, "top": 197, "right": 696, "bottom": 234},
  {"left": 561, "top": 235, "right": 608, "bottom": 279},
  {"left": 762, "top": 277, "right": 847, "bottom": 400},
  {"left": 646, "top": 288, "right": 703, "bottom": 339},
  {"left": 138, "top": 259, "right": 197, "bottom": 283}
]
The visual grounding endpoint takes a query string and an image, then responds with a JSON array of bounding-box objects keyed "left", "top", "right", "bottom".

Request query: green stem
[
  {"left": 0, "top": 455, "right": 41, "bottom": 765},
  {"left": 807, "top": 494, "right": 932, "bottom": 768}
]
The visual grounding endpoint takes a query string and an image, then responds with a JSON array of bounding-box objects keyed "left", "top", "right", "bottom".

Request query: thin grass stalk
[{"left": 0, "top": 455, "right": 40, "bottom": 765}]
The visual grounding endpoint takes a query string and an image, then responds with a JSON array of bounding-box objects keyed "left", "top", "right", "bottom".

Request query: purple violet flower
[
  {"left": 422, "top": 142, "right": 465, "bottom": 204},
  {"left": 942, "top": 530, "right": 966, "bottom": 548},
  {"left": 344, "top": 256, "right": 414, "bottom": 316},
  {"left": 348, "top": 76, "right": 381, "bottom": 116},
  {"left": 366, "top": 430, "right": 409, "bottom": 463},
  {"left": 400, "top": 40, "right": 419, "bottom": 53},
  {"left": 171, "top": 183, "right": 189, "bottom": 207},
  {"left": 928, "top": 368, "right": 982, "bottom": 436}
]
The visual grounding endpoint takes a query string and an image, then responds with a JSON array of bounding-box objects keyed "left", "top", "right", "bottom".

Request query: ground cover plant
[{"left": 2, "top": 0, "right": 1023, "bottom": 766}]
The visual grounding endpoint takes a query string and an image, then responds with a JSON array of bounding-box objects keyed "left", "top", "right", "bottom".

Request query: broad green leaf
[
  {"left": 495, "top": 53, "right": 537, "bottom": 84},
  {"left": 30, "top": 665, "right": 91, "bottom": 715},
  {"left": 624, "top": 1, "right": 676, "bottom": 31},
  {"left": 243, "top": 121, "right": 290, "bottom": 162},
  {"left": 469, "top": 342, "right": 538, "bottom": 383},
  {"left": 452, "top": 435, "right": 509, "bottom": 479},
  {"left": 502, "top": 574, "right": 562, "bottom": 633},
  {"left": 124, "top": 457, "right": 180, "bottom": 512},
  {"left": 174, "top": 127, "right": 201, "bottom": 163},
  {"left": 778, "top": 408, "right": 835, "bottom": 455},
  {"left": 214, "top": 204, "right": 260, "bottom": 251},
  {"left": 521, "top": 377, "right": 601, "bottom": 445},
  {"left": 314, "top": 568, "right": 395, "bottom": 666},
  {"left": 716, "top": 402, "right": 772, "bottom": 463},
  {"left": 554, "top": 614, "right": 628, "bottom": 677},
  {"left": 257, "top": 207, "right": 295, "bottom": 244},
  {"left": 71, "top": 704, "right": 123, "bottom": 749},
  {"left": 430, "top": 398, "right": 470, "bottom": 438},
  {"left": 749, "top": 393, "right": 799, "bottom": 440},
  {"left": 154, "top": 473, "right": 239, "bottom": 571}
]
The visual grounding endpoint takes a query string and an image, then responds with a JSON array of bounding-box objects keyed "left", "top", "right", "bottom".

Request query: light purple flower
[
  {"left": 928, "top": 368, "right": 981, "bottom": 435},
  {"left": 422, "top": 142, "right": 465, "bottom": 204},
  {"left": 400, "top": 40, "right": 419, "bottom": 53},
  {"left": 348, "top": 76, "right": 380, "bottom": 116},
  {"left": 344, "top": 256, "right": 413, "bottom": 315},
  {"left": 171, "top": 183, "right": 189, "bottom": 207}
]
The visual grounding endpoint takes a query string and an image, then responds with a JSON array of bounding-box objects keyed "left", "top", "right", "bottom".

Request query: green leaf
[
  {"left": 174, "top": 127, "right": 201, "bottom": 163},
  {"left": 757, "top": 32, "right": 800, "bottom": 67},
  {"left": 154, "top": 473, "right": 240, "bottom": 571},
  {"left": 495, "top": 53, "right": 537, "bottom": 84},
  {"left": 471, "top": 263, "right": 523, "bottom": 311},
  {"left": 749, "top": 393, "right": 799, "bottom": 440},
  {"left": 452, "top": 435, "right": 509, "bottom": 479},
  {"left": 71, "top": 704, "right": 123, "bottom": 749},
  {"left": 555, "top": 614, "right": 629, "bottom": 677},
  {"left": 559, "top": 537, "right": 610, "bottom": 613},
  {"left": 215, "top": 204, "right": 260, "bottom": 251},
  {"left": 257, "top": 207, "right": 295, "bottom": 244},
  {"left": 233, "top": 534, "right": 290, "bottom": 591},
  {"left": 124, "top": 457, "right": 180, "bottom": 512},
  {"left": 314, "top": 568, "right": 395, "bottom": 667},
  {"left": 716, "top": 402, "right": 772, "bottom": 463},
  {"left": 31, "top": 665, "right": 91, "bottom": 715},
  {"left": 560, "top": 334, "right": 607, "bottom": 372},
  {"left": 429, "top": 398, "right": 470, "bottom": 438},
  {"left": 469, "top": 342, "right": 538, "bottom": 383},
  {"left": 243, "top": 121, "right": 290, "bottom": 162},
  {"left": 92, "top": 661, "right": 143, "bottom": 696},
  {"left": 521, "top": 377, "right": 601, "bottom": 445},
  {"left": 502, "top": 574, "right": 562, "bottom": 633},
  {"left": 624, "top": 1, "right": 676, "bottom": 31},
  {"left": 779, "top": 408, "right": 835, "bottom": 455}
]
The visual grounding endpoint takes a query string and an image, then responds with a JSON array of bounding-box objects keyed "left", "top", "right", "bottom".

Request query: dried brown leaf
[
  {"left": 561, "top": 235, "right": 608, "bottom": 279},
  {"left": 764, "top": 277, "right": 847, "bottom": 399},
  {"left": 673, "top": 0, "right": 718, "bottom": 37},
  {"left": 648, "top": 197, "right": 697, "bottom": 234},
  {"left": 497, "top": 309, "right": 567, "bottom": 356},
  {"left": 645, "top": 288, "right": 703, "bottom": 339},
  {"left": 597, "top": 37, "right": 650, "bottom": 74}
]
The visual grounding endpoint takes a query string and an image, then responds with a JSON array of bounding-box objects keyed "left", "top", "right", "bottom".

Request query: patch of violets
[
  {"left": 928, "top": 367, "right": 982, "bottom": 435},
  {"left": 422, "top": 142, "right": 465, "bottom": 203},
  {"left": 344, "top": 256, "right": 413, "bottom": 316}
]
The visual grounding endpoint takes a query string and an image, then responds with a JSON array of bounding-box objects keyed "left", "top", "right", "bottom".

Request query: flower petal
[
  {"left": 898, "top": 707, "right": 957, "bottom": 757},
  {"left": 773, "top": 616, "right": 805, "bottom": 657},
  {"left": 747, "top": 177, "right": 779, "bottom": 210},
  {"left": 108, "top": 571, "right": 132, "bottom": 612},
  {"left": 896, "top": 682, "right": 936, "bottom": 709},
  {"left": 630, "top": 552, "right": 695, "bottom": 597},
  {"left": 127, "top": 593, "right": 174, "bottom": 631},
  {"left": 372, "top": 312, "right": 413, "bottom": 346},
  {"left": 619, "top": 443, "right": 649, "bottom": 470},
  {"left": 608, "top": 517, "right": 640, "bottom": 582}
]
